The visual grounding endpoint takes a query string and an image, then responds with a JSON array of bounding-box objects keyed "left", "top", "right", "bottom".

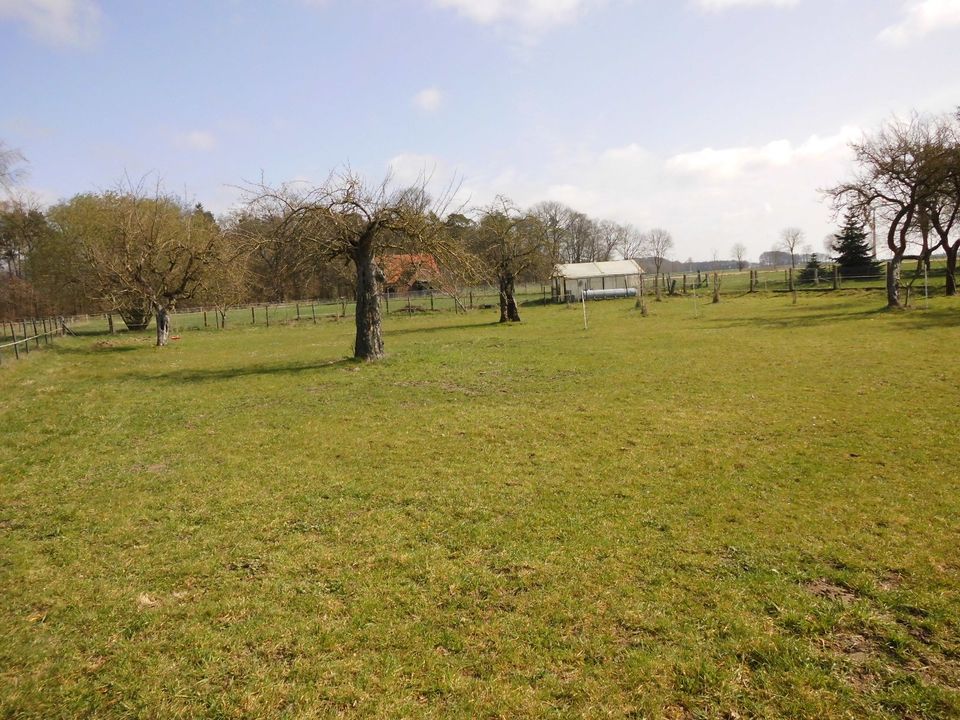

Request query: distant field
[{"left": 1, "top": 291, "right": 959, "bottom": 718}]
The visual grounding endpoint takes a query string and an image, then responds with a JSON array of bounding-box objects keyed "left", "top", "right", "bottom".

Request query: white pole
[{"left": 581, "top": 290, "right": 588, "bottom": 330}]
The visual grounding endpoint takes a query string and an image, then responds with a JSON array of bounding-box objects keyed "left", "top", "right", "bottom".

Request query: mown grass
[{"left": 1, "top": 291, "right": 959, "bottom": 719}]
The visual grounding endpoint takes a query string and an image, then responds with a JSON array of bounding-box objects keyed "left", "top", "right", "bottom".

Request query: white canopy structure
[{"left": 552, "top": 259, "right": 643, "bottom": 301}]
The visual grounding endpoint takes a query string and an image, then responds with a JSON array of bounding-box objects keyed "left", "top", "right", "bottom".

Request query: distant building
[
  {"left": 380, "top": 254, "right": 440, "bottom": 293},
  {"left": 551, "top": 260, "right": 643, "bottom": 302}
]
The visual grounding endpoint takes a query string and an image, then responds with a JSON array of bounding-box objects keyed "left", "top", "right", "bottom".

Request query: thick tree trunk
[
  {"left": 354, "top": 247, "right": 384, "bottom": 361},
  {"left": 886, "top": 257, "right": 902, "bottom": 309},
  {"left": 155, "top": 307, "right": 171, "bottom": 346},
  {"left": 498, "top": 278, "right": 509, "bottom": 323},
  {"left": 946, "top": 245, "right": 958, "bottom": 297},
  {"left": 507, "top": 279, "right": 521, "bottom": 323},
  {"left": 498, "top": 274, "right": 521, "bottom": 323}
]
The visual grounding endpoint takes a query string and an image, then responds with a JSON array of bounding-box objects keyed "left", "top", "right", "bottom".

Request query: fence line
[
  {"left": 0, "top": 317, "right": 67, "bottom": 365},
  {"left": 2, "top": 264, "right": 949, "bottom": 345}
]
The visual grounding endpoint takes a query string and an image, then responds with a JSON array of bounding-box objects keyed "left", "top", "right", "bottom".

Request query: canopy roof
[{"left": 553, "top": 259, "right": 643, "bottom": 279}]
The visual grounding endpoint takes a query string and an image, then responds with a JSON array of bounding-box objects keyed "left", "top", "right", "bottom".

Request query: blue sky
[{"left": 2, "top": 0, "right": 959, "bottom": 260}]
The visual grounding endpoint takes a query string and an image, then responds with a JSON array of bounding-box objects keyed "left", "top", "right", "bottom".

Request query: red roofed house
[{"left": 380, "top": 254, "right": 441, "bottom": 294}]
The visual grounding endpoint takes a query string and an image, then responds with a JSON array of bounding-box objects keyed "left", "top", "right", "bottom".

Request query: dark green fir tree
[
  {"left": 832, "top": 210, "right": 881, "bottom": 278},
  {"left": 798, "top": 253, "right": 823, "bottom": 284}
]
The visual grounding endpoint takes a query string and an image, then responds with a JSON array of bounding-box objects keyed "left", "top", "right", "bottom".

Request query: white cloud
[
  {"left": 878, "top": 0, "right": 960, "bottom": 45},
  {"left": 402, "top": 124, "right": 864, "bottom": 261},
  {"left": 389, "top": 153, "right": 444, "bottom": 184},
  {"left": 175, "top": 130, "right": 218, "bottom": 152},
  {"left": 432, "top": 0, "right": 594, "bottom": 28},
  {"left": 0, "top": 0, "right": 101, "bottom": 47},
  {"left": 388, "top": 153, "right": 480, "bottom": 210},
  {"left": 665, "top": 127, "right": 861, "bottom": 180},
  {"left": 413, "top": 87, "right": 443, "bottom": 113},
  {"left": 696, "top": 0, "right": 799, "bottom": 10}
]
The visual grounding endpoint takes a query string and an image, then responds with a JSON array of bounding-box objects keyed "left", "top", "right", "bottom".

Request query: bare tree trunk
[
  {"left": 498, "top": 278, "right": 509, "bottom": 323},
  {"left": 155, "top": 307, "right": 171, "bottom": 347},
  {"left": 497, "top": 272, "right": 520, "bottom": 322},
  {"left": 353, "top": 247, "right": 384, "bottom": 361},
  {"left": 946, "top": 245, "right": 958, "bottom": 297},
  {"left": 886, "top": 257, "right": 902, "bottom": 309},
  {"left": 506, "top": 276, "right": 521, "bottom": 322}
]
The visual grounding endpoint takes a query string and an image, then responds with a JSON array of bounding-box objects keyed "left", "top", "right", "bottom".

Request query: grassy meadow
[{"left": 1, "top": 290, "right": 959, "bottom": 718}]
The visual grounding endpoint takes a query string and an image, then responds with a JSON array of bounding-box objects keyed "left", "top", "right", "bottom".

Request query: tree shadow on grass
[
  {"left": 53, "top": 343, "right": 144, "bottom": 355},
  {"left": 385, "top": 319, "right": 503, "bottom": 337},
  {"left": 710, "top": 304, "right": 960, "bottom": 331},
  {"left": 709, "top": 306, "right": 889, "bottom": 330},
  {"left": 124, "top": 356, "right": 359, "bottom": 384}
]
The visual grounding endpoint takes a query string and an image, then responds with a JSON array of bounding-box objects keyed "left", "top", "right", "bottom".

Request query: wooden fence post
[
  {"left": 11, "top": 324, "right": 19, "bottom": 360},
  {"left": 265, "top": 306, "right": 270, "bottom": 327},
  {"left": 638, "top": 274, "right": 648, "bottom": 316},
  {"left": 203, "top": 310, "right": 208, "bottom": 328},
  {"left": 22, "top": 322, "right": 29, "bottom": 354},
  {"left": 311, "top": 303, "right": 317, "bottom": 324},
  {"left": 107, "top": 313, "right": 115, "bottom": 334},
  {"left": 251, "top": 306, "right": 255, "bottom": 324},
  {"left": 296, "top": 303, "right": 301, "bottom": 321}
]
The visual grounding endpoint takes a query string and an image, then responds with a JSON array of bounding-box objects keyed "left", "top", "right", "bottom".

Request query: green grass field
[{"left": 2, "top": 291, "right": 959, "bottom": 718}]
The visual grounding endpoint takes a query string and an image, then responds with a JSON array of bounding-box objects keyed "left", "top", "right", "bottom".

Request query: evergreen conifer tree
[
  {"left": 832, "top": 211, "right": 881, "bottom": 278},
  {"left": 798, "top": 253, "right": 823, "bottom": 284}
]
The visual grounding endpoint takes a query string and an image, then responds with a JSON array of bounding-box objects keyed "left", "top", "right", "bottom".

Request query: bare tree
[
  {"left": 827, "top": 113, "right": 950, "bottom": 308},
  {"left": 924, "top": 114, "right": 960, "bottom": 295},
  {"left": 473, "top": 197, "right": 546, "bottom": 323},
  {"left": 51, "top": 183, "right": 228, "bottom": 345},
  {"left": 565, "top": 211, "right": 593, "bottom": 263},
  {"left": 645, "top": 227, "right": 673, "bottom": 279},
  {"left": 531, "top": 201, "right": 572, "bottom": 265},
  {"left": 616, "top": 223, "right": 646, "bottom": 260},
  {"left": 780, "top": 228, "right": 804, "bottom": 269},
  {"left": 731, "top": 242, "right": 748, "bottom": 271},
  {"left": 200, "top": 220, "right": 253, "bottom": 327},
  {"left": 244, "top": 170, "right": 470, "bottom": 360},
  {"left": 0, "top": 194, "right": 48, "bottom": 280},
  {"left": 0, "top": 141, "right": 26, "bottom": 195},
  {"left": 592, "top": 220, "right": 622, "bottom": 262}
]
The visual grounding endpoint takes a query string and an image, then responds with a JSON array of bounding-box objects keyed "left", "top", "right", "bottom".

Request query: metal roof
[{"left": 553, "top": 259, "right": 643, "bottom": 279}]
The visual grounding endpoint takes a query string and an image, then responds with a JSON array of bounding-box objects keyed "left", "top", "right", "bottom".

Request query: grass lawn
[{"left": 1, "top": 291, "right": 959, "bottom": 718}]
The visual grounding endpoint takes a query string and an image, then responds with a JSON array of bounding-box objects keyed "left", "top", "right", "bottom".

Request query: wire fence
[
  {"left": 1, "top": 265, "right": 951, "bottom": 354},
  {"left": 641, "top": 264, "right": 948, "bottom": 297},
  {"left": 0, "top": 317, "right": 68, "bottom": 365},
  {"left": 11, "top": 284, "right": 550, "bottom": 339}
]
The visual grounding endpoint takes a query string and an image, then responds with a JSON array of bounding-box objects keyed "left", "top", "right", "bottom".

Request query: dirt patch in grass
[
  {"left": 806, "top": 578, "right": 858, "bottom": 604},
  {"left": 878, "top": 569, "right": 907, "bottom": 591}
]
